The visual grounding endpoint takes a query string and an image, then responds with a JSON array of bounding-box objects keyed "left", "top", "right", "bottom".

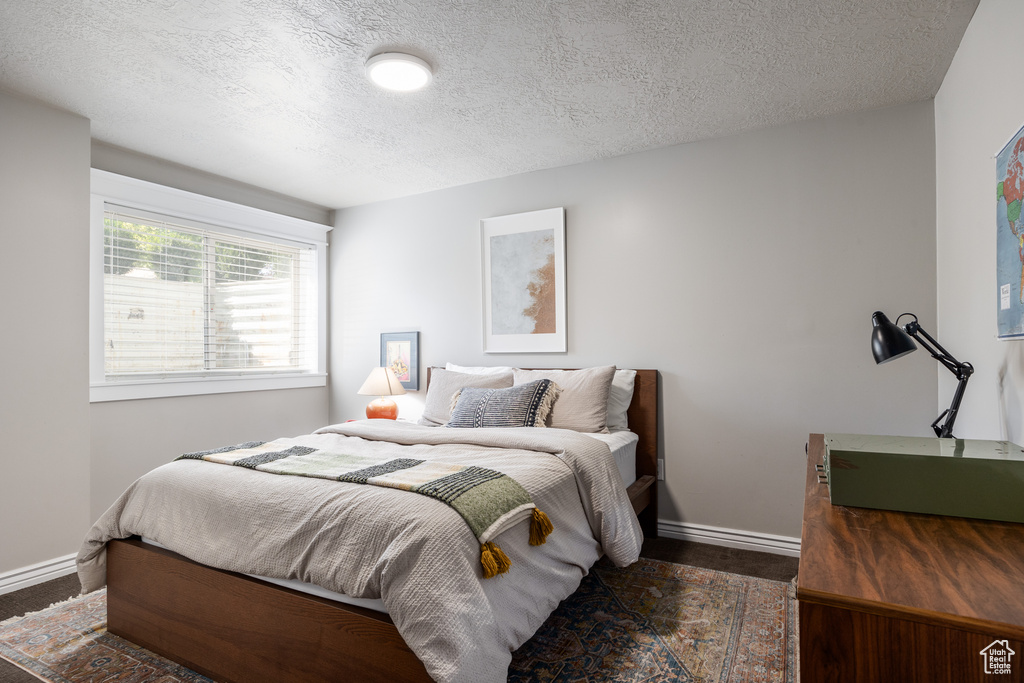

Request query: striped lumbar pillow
[{"left": 446, "top": 379, "right": 560, "bottom": 429}]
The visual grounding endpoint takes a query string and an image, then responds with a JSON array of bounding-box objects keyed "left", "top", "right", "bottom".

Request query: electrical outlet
[{"left": 657, "top": 460, "right": 665, "bottom": 481}]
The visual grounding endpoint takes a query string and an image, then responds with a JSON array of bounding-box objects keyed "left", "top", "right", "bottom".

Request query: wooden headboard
[
  {"left": 425, "top": 367, "right": 659, "bottom": 536},
  {"left": 625, "top": 369, "right": 659, "bottom": 482}
]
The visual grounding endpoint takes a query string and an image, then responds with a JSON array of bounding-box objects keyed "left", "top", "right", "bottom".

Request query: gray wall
[
  {"left": 90, "top": 389, "right": 329, "bottom": 521},
  {"left": 934, "top": 0, "right": 1024, "bottom": 441},
  {"left": 0, "top": 90, "right": 92, "bottom": 572},
  {"left": 0, "top": 91, "right": 334, "bottom": 574},
  {"left": 331, "top": 102, "right": 939, "bottom": 538},
  {"left": 91, "top": 141, "right": 333, "bottom": 225}
]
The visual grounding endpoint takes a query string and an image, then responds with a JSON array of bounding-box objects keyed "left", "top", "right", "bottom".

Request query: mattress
[
  {"left": 140, "top": 428, "right": 639, "bottom": 617},
  {"left": 585, "top": 430, "right": 639, "bottom": 488}
]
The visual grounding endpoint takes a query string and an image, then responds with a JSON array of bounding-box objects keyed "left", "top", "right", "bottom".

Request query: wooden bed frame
[{"left": 106, "top": 369, "right": 659, "bottom": 683}]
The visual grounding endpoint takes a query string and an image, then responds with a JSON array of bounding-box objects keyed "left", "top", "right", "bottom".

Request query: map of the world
[{"left": 997, "top": 123, "right": 1024, "bottom": 338}]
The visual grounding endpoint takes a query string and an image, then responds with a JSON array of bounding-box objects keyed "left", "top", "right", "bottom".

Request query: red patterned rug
[{"left": 0, "top": 558, "right": 795, "bottom": 682}]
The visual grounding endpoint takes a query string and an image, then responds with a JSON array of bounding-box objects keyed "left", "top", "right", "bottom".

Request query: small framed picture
[{"left": 381, "top": 332, "right": 419, "bottom": 390}]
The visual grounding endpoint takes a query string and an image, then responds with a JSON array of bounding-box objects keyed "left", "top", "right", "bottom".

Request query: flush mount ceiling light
[{"left": 365, "top": 53, "right": 432, "bottom": 92}]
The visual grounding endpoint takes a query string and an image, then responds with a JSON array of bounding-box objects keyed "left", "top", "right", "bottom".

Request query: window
[{"left": 90, "top": 170, "right": 329, "bottom": 401}]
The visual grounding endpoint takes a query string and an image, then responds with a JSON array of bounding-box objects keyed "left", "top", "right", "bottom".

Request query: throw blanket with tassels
[{"left": 177, "top": 439, "right": 553, "bottom": 578}]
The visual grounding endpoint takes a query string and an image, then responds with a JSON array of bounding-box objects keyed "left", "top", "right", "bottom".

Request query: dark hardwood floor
[
  {"left": 641, "top": 537, "right": 799, "bottom": 582},
  {"left": 0, "top": 539, "right": 799, "bottom": 683}
]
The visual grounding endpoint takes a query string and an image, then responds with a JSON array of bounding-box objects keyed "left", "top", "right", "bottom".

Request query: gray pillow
[
  {"left": 513, "top": 365, "right": 616, "bottom": 433},
  {"left": 446, "top": 380, "right": 560, "bottom": 429},
  {"left": 419, "top": 368, "right": 514, "bottom": 426}
]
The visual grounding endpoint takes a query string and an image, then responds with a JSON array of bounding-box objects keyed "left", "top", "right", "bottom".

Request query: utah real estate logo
[{"left": 980, "top": 640, "right": 1015, "bottom": 675}]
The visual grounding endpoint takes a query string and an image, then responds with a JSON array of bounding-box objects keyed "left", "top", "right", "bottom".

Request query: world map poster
[{"left": 997, "top": 123, "right": 1024, "bottom": 338}]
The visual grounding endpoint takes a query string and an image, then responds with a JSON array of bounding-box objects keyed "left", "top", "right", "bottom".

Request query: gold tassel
[
  {"left": 489, "top": 541, "right": 511, "bottom": 574},
  {"left": 530, "top": 508, "right": 554, "bottom": 546},
  {"left": 484, "top": 541, "right": 511, "bottom": 574},
  {"left": 480, "top": 543, "right": 499, "bottom": 578}
]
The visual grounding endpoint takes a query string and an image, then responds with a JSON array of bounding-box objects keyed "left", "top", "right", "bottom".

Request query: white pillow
[
  {"left": 607, "top": 369, "right": 637, "bottom": 431},
  {"left": 419, "top": 368, "right": 514, "bottom": 426},
  {"left": 445, "top": 363, "right": 515, "bottom": 376},
  {"left": 450, "top": 362, "right": 635, "bottom": 431},
  {"left": 513, "top": 366, "right": 616, "bottom": 433}
]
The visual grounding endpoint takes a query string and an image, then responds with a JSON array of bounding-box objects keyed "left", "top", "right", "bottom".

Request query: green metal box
[{"left": 823, "top": 433, "right": 1024, "bottom": 523}]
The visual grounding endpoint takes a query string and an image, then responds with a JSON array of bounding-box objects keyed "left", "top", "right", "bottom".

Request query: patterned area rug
[
  {"left": 510, "top": 557, "right": 795, "bottom": 682},
  {"left": 0, "top": 558, "right": 795, "bottom": 682},
  {"left": 0, "top": 589, "right": 210, "bottom": 682}
]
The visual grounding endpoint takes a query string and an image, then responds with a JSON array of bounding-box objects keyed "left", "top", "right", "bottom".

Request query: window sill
[{"left": 89, "top": 373, "right": 327, "bottom": 403}]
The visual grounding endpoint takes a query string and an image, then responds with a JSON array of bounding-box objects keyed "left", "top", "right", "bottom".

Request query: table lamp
[
  {"left": 358, "top": 367, "right": 407, "bottom": 419},
  {"left": 870, "top": 311, "right": 973, "bottom": 438}
]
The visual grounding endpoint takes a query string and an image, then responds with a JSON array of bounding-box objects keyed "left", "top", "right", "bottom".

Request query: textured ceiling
[{"left": 0, "top": 0, "right": 978, "bottom": 209}]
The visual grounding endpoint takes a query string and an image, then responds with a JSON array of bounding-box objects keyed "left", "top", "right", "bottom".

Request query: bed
[{"left": 78, "top": 368, "right": 659, "bottom": 683}]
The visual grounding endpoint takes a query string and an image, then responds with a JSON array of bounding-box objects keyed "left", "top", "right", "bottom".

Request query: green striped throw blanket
[{"left": 178, "top": 439, "right": 553, "bottom": 578}]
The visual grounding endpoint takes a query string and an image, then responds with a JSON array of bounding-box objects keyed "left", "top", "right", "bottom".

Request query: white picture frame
[{"left": 481, "top": 207, "right": 566, "bottom": 353}]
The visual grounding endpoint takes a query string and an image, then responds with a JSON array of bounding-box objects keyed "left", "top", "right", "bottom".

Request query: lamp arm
[
  {"left": 932, "top": 373, "right": 971, "bottom": 438},
  {"left": 902, "top": 319, "right": 971, "bottom": 379},
  {"left": 899, "top": 316, "right": 974, "bottom": 438}
]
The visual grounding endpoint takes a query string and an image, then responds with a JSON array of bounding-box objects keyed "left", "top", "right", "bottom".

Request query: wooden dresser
[{"left": 797, "top": 433, "right": 1024, "bottom": 682}]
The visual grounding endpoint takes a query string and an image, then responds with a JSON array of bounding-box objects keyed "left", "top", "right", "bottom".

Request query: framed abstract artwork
[
  {"left": 480, "top": 207, "right": 566, "bottom": 353},
  {"left": 380, "top": 332, "right": 419, "bottom": 390}
]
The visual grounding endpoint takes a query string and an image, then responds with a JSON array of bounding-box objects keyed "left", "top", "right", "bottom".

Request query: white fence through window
[{"left": 103, "top": 209, "right": 314, "bottom": 380}]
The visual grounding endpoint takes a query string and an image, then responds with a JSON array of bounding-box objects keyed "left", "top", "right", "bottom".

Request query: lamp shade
[
  {"left": 871, "top": 311, "right": 917, "bottom": 364},
  {"left": 357, "top": 367, "right": 407, "bottom": 397}
]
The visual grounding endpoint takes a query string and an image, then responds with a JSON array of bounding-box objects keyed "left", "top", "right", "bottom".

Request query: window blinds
[{"left": 103, "top": 207, "right": 317, "bottom": 380}]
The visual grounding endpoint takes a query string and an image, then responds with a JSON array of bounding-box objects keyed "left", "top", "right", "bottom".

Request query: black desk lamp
[{"left": 870, "top": 311, "right": 974, "bottom": 439}]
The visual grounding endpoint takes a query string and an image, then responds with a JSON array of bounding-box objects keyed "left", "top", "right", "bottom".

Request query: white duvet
[{"left": 77, "top": 420, "right": 644, "bottom": 683}]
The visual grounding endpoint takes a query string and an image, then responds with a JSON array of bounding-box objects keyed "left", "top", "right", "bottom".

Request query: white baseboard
[
  {"left": 0, "top": 554, "right": 78, "bottom": 596},
  {"left": 658, "top": 520, "right": 801, "bottom": 558}
]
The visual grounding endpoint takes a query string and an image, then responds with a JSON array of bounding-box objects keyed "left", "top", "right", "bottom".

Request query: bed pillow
[
  {"left": 513, "top": 365, "right": 616, "bottom": 433},
  {"left": 454, "top": 363, "right": 637, "bottom": 431},
  {"left": 445, "top": 362, "right": 515, "bottom": 376},
  {"left": 446, "top": 379, "right": 560, "bottom": 429},
  {"left": 419, "top": 368, "right": 514, "bottom": 426},
  {"left": 607, "top": 369, "right": 637, "bottom": 431}
]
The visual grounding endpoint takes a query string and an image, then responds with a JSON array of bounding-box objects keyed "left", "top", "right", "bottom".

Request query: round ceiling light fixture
[{"left": 365, "top": 52, "right": 433, "bottom": 92}]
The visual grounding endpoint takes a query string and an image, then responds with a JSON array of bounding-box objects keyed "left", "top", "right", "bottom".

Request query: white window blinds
[{"left": 103, "top": 207, "right": 317, "bottom": 380}]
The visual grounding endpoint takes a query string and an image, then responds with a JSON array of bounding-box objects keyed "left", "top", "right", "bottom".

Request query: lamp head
[{"left": 871, "top": 311, "right": 917, "bottom": 364}]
